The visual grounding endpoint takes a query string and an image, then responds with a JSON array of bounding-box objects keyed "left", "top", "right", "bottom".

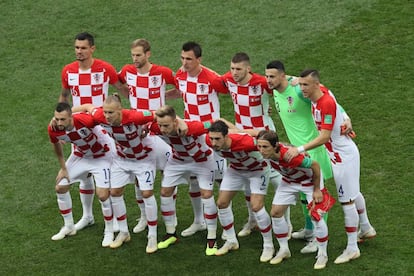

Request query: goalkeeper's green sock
[{"left": 300, "top": 192, "right": 313, "bottom": 231}]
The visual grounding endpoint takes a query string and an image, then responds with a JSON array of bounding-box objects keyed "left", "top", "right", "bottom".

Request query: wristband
[{"left": 297, "top": 145, "right": 305, "bottom": 153}]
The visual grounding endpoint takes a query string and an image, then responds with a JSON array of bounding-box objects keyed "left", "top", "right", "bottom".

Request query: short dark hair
[
  {"left": 257, "top": 130, "right": 279, "bottom": 147},
  {"left": 182, "top": 41, "right": 202, "bottom": 58},
  {"left": 231, "top": 52, "right": 250, "bottom": 64},
  {"left": 300, "top": 69, "right": 320, "bottom": 81},
  {"left": 208, "top": 120, "right": 229, "bottom": 136},
  {"left": 75, "top": 32, "right": 95, "bottom": 46},
  {"left": 266, "top": 60, "right": 285, "bottom": 72},
  {"left": 55, "top": 102, "right": 72, "bottom": 114}
]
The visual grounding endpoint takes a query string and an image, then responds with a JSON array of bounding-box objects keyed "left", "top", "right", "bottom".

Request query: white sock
[
  {"left": 342, "top": 203, "right": 359, "bottom": 251},
  {"left": 202, "top": 196, "right": 217, "bottom": 239},
  {"left": 110, "top": 195, "right": 128, "bottom": 233},
  {"left": 218, "top": 206, "right": 236, "bottom": 242},
  {"left": 57, "top": 192, "right": 74, "bottom": 226},
  {"left": 100, "top": 198, "right": 113, "bottom": 232},
  {"left": 161, "top": 196, "right": 176, "bottom": 234},
  {"left": 79, "top": 177, "right": 94, "bottom": 218},
  {"left": 244, "top": 193, "right": 256, "bottom": 224},
  {"left": 134, "top": 185, "right": 146, "bottom": 220},
  {"left": 189, "top": 177, "right": 204, "bottom": 224},
  {"left": 272, "top": 216, "right": 289, "bottom": 250},
  {"left": 254, "top": 207, "right": 273, "bottom": 249},
  {"left": 313, "top": 219, "right": 328, "bottom": 256},
  {"left": 354, "top": 192, "right": 373, "bottom": 231},
  {"left": 143, "top": 195, "right": 158, "bottom": 237}
]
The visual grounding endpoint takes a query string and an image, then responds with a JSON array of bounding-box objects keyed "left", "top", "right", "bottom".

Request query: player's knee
[
  {"left": 110, "top": 187, "right": 124, "bottom": 197},
  {"left": 216, "top": 199, "right": 230, "bottom": 209},
  {"left": 141, "top": 190, "right": 153, "bottom": 198},
  {"left": 96, "top": 188, "right": 110, "bottom": 201},
  {"left": 200, "top": 189, "right": 213, "bottom": 199},
  {"left": 270, "top": 206, "right": 284, "bottom": 218},
  {"left": 55, "top": 185, "right": 69, "bottom": 194},
  {"left": 251, "top": 202, "right": 264, "bottom": 213},
  {"left": 160, "top": 187, "right": 175, "bottom": 197}
]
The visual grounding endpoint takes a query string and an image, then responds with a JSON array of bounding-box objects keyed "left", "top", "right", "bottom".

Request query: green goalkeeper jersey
[{"left": 273, "top": 81, "right": 333, "bottom": 180}]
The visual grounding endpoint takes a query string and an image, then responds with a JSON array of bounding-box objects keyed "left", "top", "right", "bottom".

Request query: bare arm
[
  {"left": 310, "top": 160, "right": 323, "bottom": 203},
  {"left": 166, "top": 88, "right": 182, "bottom": 100},
  {"left": 71, "top": 104, "right": 95, "bottom": 113},
  {"left": 219, "top": 118, "right": 260, "bottom": 136},
  {"left": 285, "top": 129, "right": 331, "bottom": 161},
  {"left": 52, "top": 142, "right": 69, "bottom": 184},
  {"left": 112, "top": 81, "right": 130, "bottom": 99},
  {"left": 59, "top": 88, "right": 71, "bottom": 103}
]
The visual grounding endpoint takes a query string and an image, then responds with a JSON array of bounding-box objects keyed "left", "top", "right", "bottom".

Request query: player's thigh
[
  {"left": 332, "top": 161, "right": 360, "bottom": 202},
  {"left": 272, "top": 183, "right": 299, "bottom": 206},
  {"left": 133, "top": 161, "right": 156, "bottom": 191},
  {"left": 248, "top": 169, "right": 270, "bottom": 196},
  {"left": 220, "top": 168, "right": 248, "bottom": 192}
]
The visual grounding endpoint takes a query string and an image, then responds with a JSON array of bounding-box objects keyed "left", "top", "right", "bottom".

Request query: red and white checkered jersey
[
  {"left": 61, "top": 59, "right": 119, "bottom": 107},
  {"left": 91, "top": 108, "right": 155, "bottom": 160},
  {"left": 221, "top": 72, "right": 275, "bottom": 131},
  {"left": 48, "top": 112, "right": 110, "bottom": 158},
  {"left": 268, "top": 144, "right": 313, "bottom": 185},
  {"left": 118, "top": 64, "right": 175, "bottom": 111},
  {"left": 150, "top": 120, "right": 213, "bottom": 163},
  {"left": 312, "top": 86, "right": 356, "bottom": 164},
  {"left": 206, "top": 133, "right": 267, "bottom": 171},
  {"left": 175, "top": 67, "right": 223, "bottom": 121}
]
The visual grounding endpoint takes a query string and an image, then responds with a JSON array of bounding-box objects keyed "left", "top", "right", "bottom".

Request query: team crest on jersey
[
  {"left": 93, "top": 73, "right": 101, "bottom": 83},
  {"left": 198, "top": 84, "right": 208, "bottom": 93},
  {"left": 287, "top": 96, "right": 294, "bottom": 106},
  {"left": 151, "top": 76, "right": 159, "bottom": 87},
  {"left": 252, "top": 85, "right": 259, "bottom": 94},
  {"left": 79, "top": 128, "right": 89, "bottom": 137}
]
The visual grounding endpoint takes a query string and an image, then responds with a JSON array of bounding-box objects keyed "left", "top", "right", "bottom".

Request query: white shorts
[
  {"left": 162, "top": 154, "right": 216, "bottom": 191},
  {"left": 59, "top": 154, "right": 112, "bottom": 189},
  {"left": 269, "top": 166, "right": 282, "bottom": 191},
  {"left": 220, "top": 166, "right": 270, "bottom": 195},
  {"left": 272, "top": 177, "right": 325, "bottom": 206},
  {"left": 213, "top": 152, "right": 227, "bottom": 181},
  {"left": 332, "top": 151, "right": 360, "bottom": 203},
  {"left": 144, "top": 135, "right": 171, "bottom": 171},
  {"left": 110, "top": 153, "right": 156, "bottom": 190}
]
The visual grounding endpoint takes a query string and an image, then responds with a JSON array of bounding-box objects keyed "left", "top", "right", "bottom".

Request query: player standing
[
  {"left": 219, "top": 53, "right": 281, "bottom": 238},
  {"left": 118, "top": 38, "right": 174, "bottom": 234},
  {"left": 168, "top": 41, "right": 227, "bottom": 238},
  {"left": 59, "top": 32, "right": 128, "bottom": 232},
  {"left": 285, "top": 69, "right": 376, "bottom": 264}
]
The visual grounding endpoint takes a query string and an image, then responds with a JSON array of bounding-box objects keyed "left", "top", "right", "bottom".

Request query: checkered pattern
[
  {"left": 48, "top": 113, "right": 109, "bottom": 158},
  {"left": 222, "top": 72, "right": 274, "bottom": 130},
  {"left": 151, "top": 121, "right": 212, "bottom": 162},
  {"left": 118, "top": 64, "right": 175, "bottom": 111},
  {"left": 208, "top": 133, "right": 267, "bottom": 171},
  {"left": 311, "top": 86, "right": 351, "bottom": 164},
  {"left": 268, "top": 145, "right": 313, "bottom": 185},
  {"left": 92, "top": 108, "right": 154, "bottom": 160},
  {"left": 175, "top": 67, "right": 222, "bottom": 121},
  {"left": 61, "top": 59, "right": 119, "bottom": 107}
]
